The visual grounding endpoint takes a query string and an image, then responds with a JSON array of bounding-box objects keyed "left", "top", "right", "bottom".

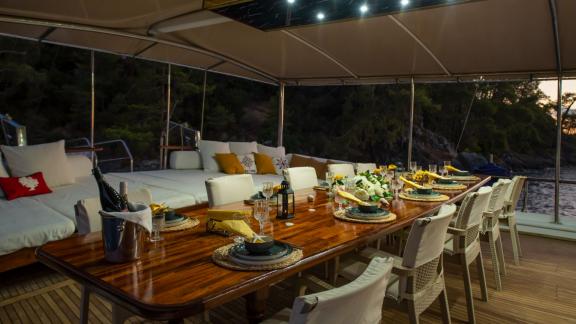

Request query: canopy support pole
[
  {"left": 277, "top": 82, "right": 285, "bottom": 147},
  {"left": 456, "top": 84, "right": 479, "bottom": 152},
  {"left": 550, "top": 0, "right": 562, "bottom": 224},
  {"left": 200, "top": 70, "right": 207, "bottom": 138},
  {"left": 407, "top": 77, "right": 415, "bottom": 167},
  {"left": 90, "top": 51, "right": 95, "bottom": 165},
  {"left": 163, "top": 64, "right": 172, "bottom": 170}
]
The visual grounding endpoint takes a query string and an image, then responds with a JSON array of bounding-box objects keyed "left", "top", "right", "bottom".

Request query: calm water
[{"left": 520, "top": 167, "right": 576, "bottom": 219}]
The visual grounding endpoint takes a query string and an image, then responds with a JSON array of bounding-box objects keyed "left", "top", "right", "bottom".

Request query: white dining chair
[
  {"left": 327, "top": 163, "right": 355, "bottom": 179},
  {"left": 339, "top": 204, "right": 457, "bottom": 324},
  {"left": 480, "top": 179, "right": 511, "bottom": 291},
  {"left": 444, "top": 186, "right": 492, "bottom": 324},
  {"left": 284, "top": 167, "right": 319, "bottom": 191},
  {"left": 74, "top": 188, "right": 153, "bottom": 234},
  {"left": 500, "top": 175, "right": 527, "bottom": 265},
  {"left": 356, "top": 162, "right": 377, "bottom": 174},
  {"left": 262, "top": 257, "right": 394, "bottom": 324},
  {"left": 205, "top": 174, "right": 256, "bottom": 207}
]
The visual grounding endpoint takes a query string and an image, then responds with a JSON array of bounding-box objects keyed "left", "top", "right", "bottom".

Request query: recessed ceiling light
[
  {"left": 316, "top": 12, "right": 325, "bottom": 20},
  {"left": 401, "top": 0, "right": 410, "bottom": 6},
  {"left": 360, "top": 4, "right": 369, "bottom": 14},
  {"left": 287, "top": 0, "right": 295, "bottom": 4}
]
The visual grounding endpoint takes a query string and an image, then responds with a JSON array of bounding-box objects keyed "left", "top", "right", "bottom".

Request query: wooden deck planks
[{"left": 0, "top": 233, "right": 575, "bottom": 324}]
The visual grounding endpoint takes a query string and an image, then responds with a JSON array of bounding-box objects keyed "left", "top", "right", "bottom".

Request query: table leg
[
  {"left": 245, "top": 287, "right": 269, "bottom": 324},
  {"left": 80, "top": 286, "right": 90, "bottom": 324}
]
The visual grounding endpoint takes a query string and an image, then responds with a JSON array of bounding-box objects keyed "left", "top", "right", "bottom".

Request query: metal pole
[
  {"left": 164, "top": 64, "right": 172, "bottom": 169},
  {"left": 456, "top": 84, "right": 478, "bottom": 152},
  {"left": 200, "top": 70, "right": 207, "bottom": 137},
  {"left": 554, "top": 77, "right": 562, "bottom": 224},
  {"left": 90, "top": 51, "right": 95, "bottom": 165},
  {"left": 277, "top": 82, "right": 285, "bottom": 147},
  {"left": 549, "top": 0, "right": 562, "bottom": 224},
  {"left": 407, "top": 77, "right": 415, "bottom": 167}
]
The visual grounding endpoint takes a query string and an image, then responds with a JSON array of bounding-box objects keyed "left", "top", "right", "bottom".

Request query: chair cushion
[
  {"left": 229, "top": 141, "right": 258, "bottom": 155},
  {"left": 169, "top": 151, "right": 202, "bottom": 170},
  {"left": 0, "top": 172, "right": 52, "bottom": 200},
  {"left": 254, "top": 153, "right": 277, "bottom": 175},
  {"left": 1, "top": 140, "right": 75, "bottom": 188},
  {"left": 214, "top": 153, "right": 244, "bottom": 174},
  {"left": 198, "top": 140, "right": 230, "bottom": 172}
]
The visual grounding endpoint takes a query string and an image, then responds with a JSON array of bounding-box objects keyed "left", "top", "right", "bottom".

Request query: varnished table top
[{"left": 37, "top": 175, "right": 490, "bottom": 320}]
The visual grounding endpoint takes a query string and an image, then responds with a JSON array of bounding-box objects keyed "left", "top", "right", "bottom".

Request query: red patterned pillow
[{"left": 0, "top": 172, "right": 52, "bottom": 200}]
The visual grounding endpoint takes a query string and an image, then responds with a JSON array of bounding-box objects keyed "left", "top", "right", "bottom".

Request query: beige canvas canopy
[{"left": 0, "top": 0, "right": 573, "bottom": 86}]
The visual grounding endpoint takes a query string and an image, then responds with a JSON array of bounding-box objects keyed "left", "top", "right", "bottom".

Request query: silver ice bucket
[{"left": 100, "top": 205, "right": 149, "bottom": 263}]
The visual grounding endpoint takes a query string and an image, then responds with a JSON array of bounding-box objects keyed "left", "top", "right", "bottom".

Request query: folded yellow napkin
[
  {"left": 206, "top": 210, "right": 255, "bottom": 240},
  {"left": 399, "top": 176, "right": 425, "bottom": 190},
  {"left": 424, "top": 171, "right": 449, "bottom": 180},
  {"left": 446, "top": 165, "right": 463, "bottom": 173}
]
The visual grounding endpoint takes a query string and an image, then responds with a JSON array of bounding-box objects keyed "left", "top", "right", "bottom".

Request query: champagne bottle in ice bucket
[{"left": 93, "top": 167, "right": 146, "bottom": 263}]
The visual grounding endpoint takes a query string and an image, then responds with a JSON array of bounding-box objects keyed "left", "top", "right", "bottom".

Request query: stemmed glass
[
  {"left": 253, "top": 199, "right": 268, "bottom": 235},
  {"left": 325, "top": 171, "right": 334, "bottom": 188},
  {"left": 345, "top": 177, "right": 356, "bottom": 193},
  {"left": 442, "top": 160, "right": 451, "bottom": 176},
  {"left": 262, "top": 182, "right": 274, "bottom": 212},
  {"left": 429, "top": 164, "right": 438, "bottom": 174},
  {"left": 332, "top": 186, "right": 344, "bottom": 211},
  {"left": 409, "top": 161, "right": 418, "bottom": 173},
  {"left": 150, "top": 214, "right": 164, "bottom": 242}
]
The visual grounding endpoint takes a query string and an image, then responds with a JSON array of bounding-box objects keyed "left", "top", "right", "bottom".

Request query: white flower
[
  {"left": 354, "top": 189, "right": 370, "bottom": 201},
  {"left": 375, "top": 187, "right": 384, "bottom": 197}
]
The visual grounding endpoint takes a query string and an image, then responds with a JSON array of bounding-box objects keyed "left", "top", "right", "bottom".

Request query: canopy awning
[{"left": 0, "top": 0, "right": 574, "bottom": 86}]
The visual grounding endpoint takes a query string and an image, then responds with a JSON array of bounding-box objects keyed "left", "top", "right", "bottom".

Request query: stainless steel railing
[
  {"left": 94, "top": 139, "right": 134, "bottom": 172},
  {"left": 0, "top": 113, "right": 26, "bottom": 146}
]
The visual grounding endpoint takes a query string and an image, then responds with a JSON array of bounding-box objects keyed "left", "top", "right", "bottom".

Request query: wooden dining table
[{"left": 36, "top": 176, "right": 490, "bottom": 324}]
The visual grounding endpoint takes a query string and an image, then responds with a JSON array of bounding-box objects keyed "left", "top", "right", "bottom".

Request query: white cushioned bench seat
[
  {"left": 112, "top": 170, "right": 284, "bottom": 205},
  {"left": 0, "top": 198, "right": 75, "bottom": 256}
]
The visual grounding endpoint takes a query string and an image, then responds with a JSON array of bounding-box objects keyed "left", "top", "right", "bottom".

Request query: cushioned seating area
[{"left": 0, "top": 197, "right": 75, "bottom": 255}]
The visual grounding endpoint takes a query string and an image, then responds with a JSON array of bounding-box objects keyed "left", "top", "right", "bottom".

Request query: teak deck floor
[{"left": 0, "top": 232, "right": 575, "bottom": 324}]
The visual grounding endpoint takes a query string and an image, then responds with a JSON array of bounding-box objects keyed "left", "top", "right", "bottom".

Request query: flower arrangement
[
  {"left": 333, "top": 174, "right": 345, "bottom": 186},
  {"left": 353, "top": 170, "right": 393, "bottom": 202}
]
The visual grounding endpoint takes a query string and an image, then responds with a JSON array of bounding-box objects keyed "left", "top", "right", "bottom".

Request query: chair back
[
  {"left": 327, "top": 163, "right": 355, "bottom": 179},
  {"left": 487, "top": 179, "right": 512, "bottom": 214},
  {"left": 205, "top": 174, "right": 255, "bottom": 207},
  {"left": 505, "top": 176, "right": 527, "bottom": 212},
  {"left": 455, "top": 186, "right": 493, "bottom": 229},
  {"left": 288, "top": 257, "right": 393, "bottom": 324},
  {"left": 75, "top": 188, "right": 153, "bottom": 234},
  {"left": 356, "top": 163, "right": 377, "bottom": 174},
  {"left": 285, "top": 167, "right": 319, "bottom": 190},
  {"left": 403, "top": 204, "right": 457, "bottom": 268}
]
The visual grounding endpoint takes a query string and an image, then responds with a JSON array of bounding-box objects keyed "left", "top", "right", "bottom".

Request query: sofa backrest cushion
[
  {"left": 170, "top": 151, "right": 202, "bottom": 170},
  {"left": 229, "top": 141, "right": 258, "bottom": 155},
  {"left": 257, "top": 144, "right": 285, "bottom": 157},
  {"left": 198, "top": 140, "right": 231, "bottom": 172},
  {"left": 1, "top": 140, "right": 75, "bottom": 188},
  {"left": 67, "top": 154, "right": 93, "bottom": 178}
]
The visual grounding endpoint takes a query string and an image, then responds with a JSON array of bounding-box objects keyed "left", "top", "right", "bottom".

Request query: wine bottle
[{"left": 93, "top": 167, "right": 127, "bottom": 212}]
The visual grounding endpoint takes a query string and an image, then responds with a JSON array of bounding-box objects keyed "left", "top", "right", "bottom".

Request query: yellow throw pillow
[
  {"left": 254, "top": 153, "right": 277, "bottom": 175},
  {"left": 214, "top": 153, "right": 245, "bottom": 174}
]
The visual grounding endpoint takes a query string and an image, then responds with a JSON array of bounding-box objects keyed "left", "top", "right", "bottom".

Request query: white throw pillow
[
  {"left": 67, "top": 154, "right": 93, "bottom": 178},
  {"left": 237, "top": 153, "right": 257, "bottom": 174},
  {"left": 198, "top": 140, "right": 230, "bottom": 172},
  {"left": 257, "top": 144, "right": 285, "bottom": 157},
  {"left": 272, "top": 156, "right": 289, "bottom": 175},
  {"left": 1, "top": 140, "right": 75, "bottom": 188},
  {"left": 229, "top": 141, "right": 258, "bottom": 155},
  {"left": 170, "top": 151, "right": 202, "bottom": 169}
]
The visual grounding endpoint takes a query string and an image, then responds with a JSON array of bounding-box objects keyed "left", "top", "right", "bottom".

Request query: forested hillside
[{"left": 1, "top": 37, "right": 574, "bottom": 170}]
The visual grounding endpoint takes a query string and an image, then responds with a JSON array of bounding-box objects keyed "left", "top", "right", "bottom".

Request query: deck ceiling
[{"left": 0, "top": 0, "right": 574, "bottom": 86}]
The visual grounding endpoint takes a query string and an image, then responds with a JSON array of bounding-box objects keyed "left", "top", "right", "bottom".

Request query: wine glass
[
  {"left": 429, "top": 164, "right": 438, "bottom": 174},
  {"left": 253, "top": 199, "right": 268, "bottom": 235},
  {"left": 332, "top": 186, "right": 344, "bottom": 211},
  {"left": 443, "top": 160, "right": 452, "bottom": 176},
  {"left": 409, "top": 161, "right": 418, "bottom": 173},
  {"left": 325, "top": 171, "right": 334, "bottom": 188},
  {"left": 262, "top": 182, "right": 274, "bottom": 212},
  {"left": 345, "top": 177, "right": 356, "bottom": 193},
  {"left": 150, "top": 214, "right": 164, "bottom": 242}
]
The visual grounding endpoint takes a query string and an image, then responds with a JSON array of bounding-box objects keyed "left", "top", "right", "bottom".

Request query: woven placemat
[
  {"left": 447, "top": 175, "right": 480, "bottom": 182},
  {"left": 432, "top": 183, "right": 467, "bottom": 191},
  {"left": 212, "top": 243, "right": 303, "bottom": 271},
  {"left": 161, "top": 217, "right": 200, "bottom": 232},
  {"left": 333, "top": 210, "right": 397, "bottom": 223},
  {"left": 399, "top": 192, "right": 450, "bottom": 202}
]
